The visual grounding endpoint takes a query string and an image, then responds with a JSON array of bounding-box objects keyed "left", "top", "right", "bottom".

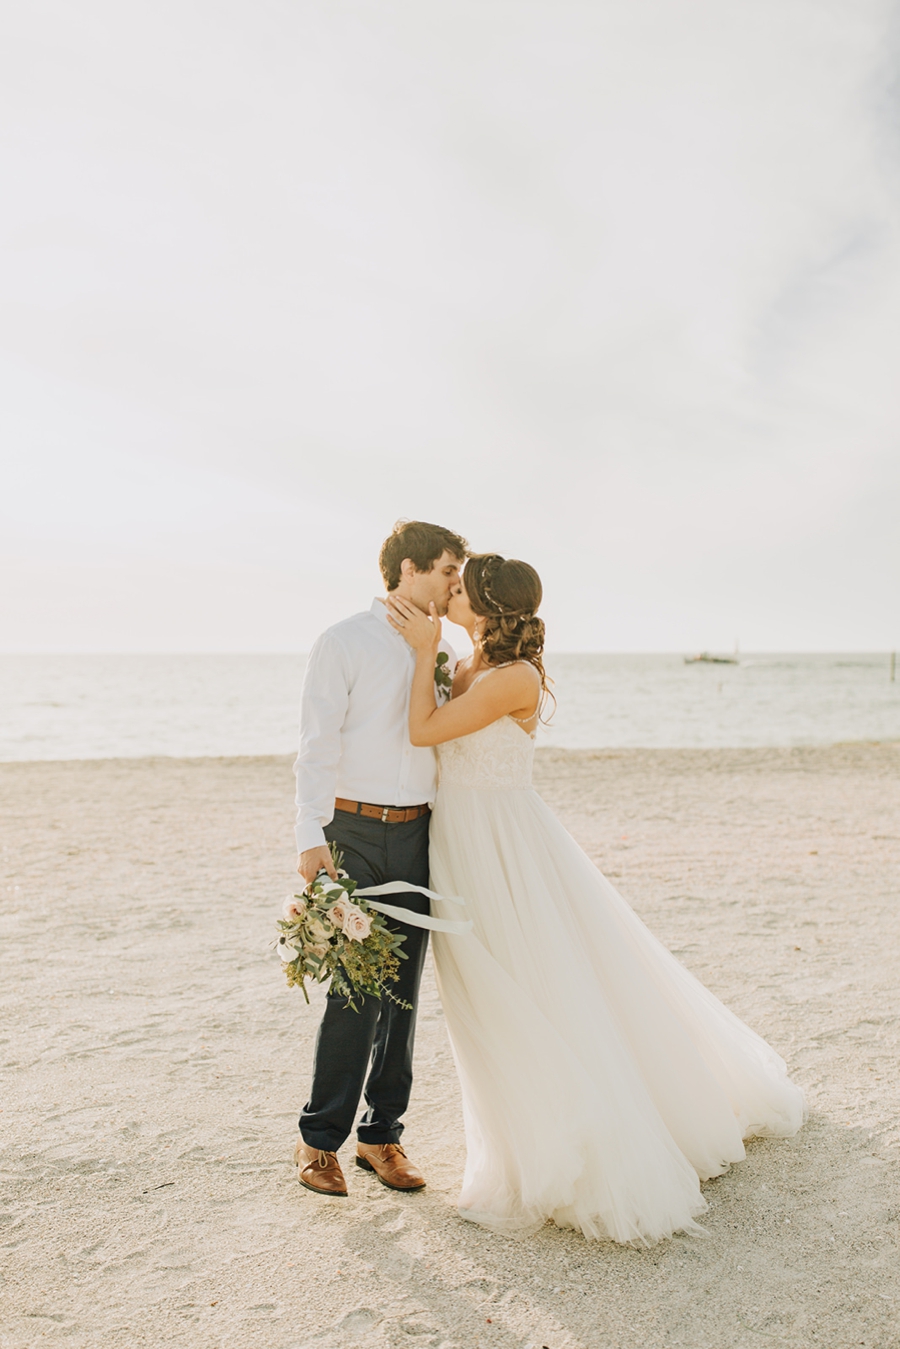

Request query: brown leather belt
[{"left": 335, "top": 797, "right": 430, "bottom": 824}]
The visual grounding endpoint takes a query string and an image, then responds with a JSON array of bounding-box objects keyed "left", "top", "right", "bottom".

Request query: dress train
[{"left": 428, "top": 715, "right": 805, "bottom": 1244}]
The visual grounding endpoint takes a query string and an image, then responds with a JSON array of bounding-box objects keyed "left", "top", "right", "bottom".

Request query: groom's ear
[{"left": 398, "top": 557, "right": 418, "bottom": 586}]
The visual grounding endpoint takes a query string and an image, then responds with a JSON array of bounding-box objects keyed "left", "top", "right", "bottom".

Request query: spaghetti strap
[
  {"left": 470, "top": 660, "right": 522, "bottom": 687},
  {"left": 509, "top": 704, "right": 541, "bottom": 724}
]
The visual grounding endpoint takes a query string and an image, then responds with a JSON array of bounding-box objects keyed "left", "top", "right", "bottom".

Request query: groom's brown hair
[{"left": 380, "top": 520, "right": 469, "bottom": 591}]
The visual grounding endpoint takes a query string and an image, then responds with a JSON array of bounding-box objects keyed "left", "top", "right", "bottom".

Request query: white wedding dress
[{"left": 428, "top": 696, "right": 805, "bottom": 1245}]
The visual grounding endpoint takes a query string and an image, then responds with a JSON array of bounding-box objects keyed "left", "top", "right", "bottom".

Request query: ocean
[{"left": 1, "top": 652, "right": 897, "bottom": 762}]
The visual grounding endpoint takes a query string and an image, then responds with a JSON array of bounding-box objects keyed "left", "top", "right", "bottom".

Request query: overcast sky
[{"left": 1, "top": 0, "right": 898, "bottom": 652}]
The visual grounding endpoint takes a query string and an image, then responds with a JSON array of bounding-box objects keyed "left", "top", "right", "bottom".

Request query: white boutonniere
[{"left": 434, "top": 651, "right": 453, "bottom": 703}]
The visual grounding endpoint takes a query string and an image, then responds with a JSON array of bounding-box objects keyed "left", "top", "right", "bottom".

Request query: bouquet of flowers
[{"left": 276, "top": 844, "right": 411, "bottom": 1010}]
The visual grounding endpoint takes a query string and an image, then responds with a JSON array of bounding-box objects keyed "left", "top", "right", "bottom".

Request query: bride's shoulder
[
  {"left": 492, "top": 659, "right": 541, "bottom": 686},
  {"left": 472, "top": 660, "right": 541, "bottom": 697}
]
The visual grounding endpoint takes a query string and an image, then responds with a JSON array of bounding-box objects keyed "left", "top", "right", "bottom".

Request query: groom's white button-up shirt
[{"left": 294, "top": 598, "right": 456, "bottom": 854}]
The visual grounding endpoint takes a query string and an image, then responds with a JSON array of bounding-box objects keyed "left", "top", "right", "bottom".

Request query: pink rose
[
  {"left": 326, "top": 898, "right": 350, "bottom": 929},
  {"left": 341, "top": 904, "right": 373, "bottom": 942},
  {"left": 282, "top": 896, "right": 307, "bottom": 921}
]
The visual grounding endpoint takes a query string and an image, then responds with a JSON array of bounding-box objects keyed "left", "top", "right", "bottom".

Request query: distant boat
[{"left": 684, "top": 651, "right": 739, "bottom": 666}]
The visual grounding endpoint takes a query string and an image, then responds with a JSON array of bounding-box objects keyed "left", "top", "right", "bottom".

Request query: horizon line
[{"left": 1, "top": 648, "right": 896, "bottom": 658}]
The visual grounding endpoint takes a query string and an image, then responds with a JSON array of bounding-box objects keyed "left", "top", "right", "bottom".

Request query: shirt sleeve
[{"left": 293, "top": 631, "right": 350, "bottom": 853}]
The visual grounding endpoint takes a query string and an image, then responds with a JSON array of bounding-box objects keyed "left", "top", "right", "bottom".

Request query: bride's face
[{"left": 447, "top": 580, "right": 475, "bottom": 630}]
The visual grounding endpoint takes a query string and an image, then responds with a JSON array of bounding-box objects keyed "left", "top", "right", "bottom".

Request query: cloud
[{"left": 0, "top": 0, "right": 897, "bottom": 650}]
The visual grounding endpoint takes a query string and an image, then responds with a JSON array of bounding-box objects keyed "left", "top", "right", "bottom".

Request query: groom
[{"left": 293, "top": 519, "right": 467, "bottom": 1196}]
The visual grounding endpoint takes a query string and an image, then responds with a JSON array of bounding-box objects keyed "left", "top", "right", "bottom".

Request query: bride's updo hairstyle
[{"left": 464, "top": 553, "right": 555, "bottom": 718}]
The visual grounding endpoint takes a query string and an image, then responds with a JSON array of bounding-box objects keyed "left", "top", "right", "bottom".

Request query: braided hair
[{"left": 463, "top": 554, "right": 555, "bottom": 720}]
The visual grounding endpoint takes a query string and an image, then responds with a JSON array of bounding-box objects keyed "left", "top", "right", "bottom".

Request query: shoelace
[{"left": 314, "top": 1150, "right": 336, "bottom": 1169}]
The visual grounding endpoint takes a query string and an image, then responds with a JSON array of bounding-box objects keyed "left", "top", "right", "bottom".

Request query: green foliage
[
  {"left": 434, "top": 650, "right": 453, "bottom": 701},
  {"left": 277, "top": 841, "right": 412, "bottom": 1012}
]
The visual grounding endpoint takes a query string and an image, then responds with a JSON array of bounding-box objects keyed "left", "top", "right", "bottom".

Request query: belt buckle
[{"left": 381, "top": 806, "right": 390, "bottom": 823}]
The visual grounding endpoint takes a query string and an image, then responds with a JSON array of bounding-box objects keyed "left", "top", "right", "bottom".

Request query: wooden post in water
[{"left": 891, "top": 651, "right": 896, "bottom": 683}]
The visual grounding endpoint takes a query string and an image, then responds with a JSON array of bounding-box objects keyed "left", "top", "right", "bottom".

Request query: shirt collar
[
  {"left": 371, "top": 595, "right": 416, "bottom": 653},
  {"left": 370, "top": 596, "right": 391, "bottom": 625}
]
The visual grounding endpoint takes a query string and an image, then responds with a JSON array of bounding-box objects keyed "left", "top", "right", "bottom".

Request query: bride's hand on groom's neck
[{"left": 386, "top": 595, "right": 441, "bottom": 653}]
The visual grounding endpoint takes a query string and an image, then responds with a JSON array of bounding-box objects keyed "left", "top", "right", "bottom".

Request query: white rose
[
  {"left": 316, "top": 878, "right": 345, "bottom": 898},
  {"left": 277, "top": 938, "right": 300, "bottom": 962},
  {"left": 305, "top": 914, "right": 334, "bottom": 945},
  {"left": 282, "top": 895, "right": 307, "bottom": 921}
]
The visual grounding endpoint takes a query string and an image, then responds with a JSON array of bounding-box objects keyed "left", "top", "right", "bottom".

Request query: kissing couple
[{"left": 292, "top": 519, "right": 804, "bottom": 1244}]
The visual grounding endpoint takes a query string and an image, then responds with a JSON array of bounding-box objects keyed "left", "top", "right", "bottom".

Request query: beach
[{"left": 2, "top": 744, "right": 899, "bottom": 1349}]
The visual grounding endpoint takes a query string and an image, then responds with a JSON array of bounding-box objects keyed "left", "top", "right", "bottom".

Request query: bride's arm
[{"left": 387, "top": 598, "right": 540, "bottom": 747}]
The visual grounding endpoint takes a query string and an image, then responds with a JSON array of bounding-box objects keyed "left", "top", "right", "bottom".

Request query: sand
[{"left": 1, "top": 744, "right": 899, "bottom": 1349}]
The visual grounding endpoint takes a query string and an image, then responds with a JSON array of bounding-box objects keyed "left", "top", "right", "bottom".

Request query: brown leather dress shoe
[
  {"left": 355, "top": 1143, "right": 425, "bottom": 1191},
  {"left": 294, "top": 1140, "right": 348, "bottom": 1196}
]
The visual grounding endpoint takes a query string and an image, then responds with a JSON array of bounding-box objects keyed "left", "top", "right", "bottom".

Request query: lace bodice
[{"left": 437, "top": 715, "right": 535, "bottom": 790}]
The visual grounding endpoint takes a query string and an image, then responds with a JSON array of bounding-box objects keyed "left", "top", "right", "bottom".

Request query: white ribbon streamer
[
  {"left": 354, "top": 881, "right": 473, "bottom": 935},
  {"left": 354, "top": 880, "right": 466, "bottom": 906}
]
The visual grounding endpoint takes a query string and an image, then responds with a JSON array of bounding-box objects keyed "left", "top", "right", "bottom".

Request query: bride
[{"left": 386, "top": 553, "right": 805, "bottom": 1245}]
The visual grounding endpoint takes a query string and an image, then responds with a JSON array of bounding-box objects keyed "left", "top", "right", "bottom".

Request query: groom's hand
[{"left": 298, "top": 845, "right": 338, "bottom": 885}]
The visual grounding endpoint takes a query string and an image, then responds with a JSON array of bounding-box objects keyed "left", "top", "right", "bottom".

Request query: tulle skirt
[{"left": 428, "top": 784, "right": 805, "bottom": 1245}]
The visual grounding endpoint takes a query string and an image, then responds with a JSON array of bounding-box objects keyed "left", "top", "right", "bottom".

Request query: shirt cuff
[{"left": 295, "top": 821, "right": 328, "bottom": 854}]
